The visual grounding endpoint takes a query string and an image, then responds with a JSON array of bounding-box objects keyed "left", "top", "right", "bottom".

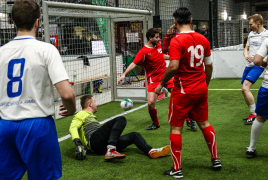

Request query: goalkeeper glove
[{"left": 74, "top": 139, "right": 87, "bottom": 160}]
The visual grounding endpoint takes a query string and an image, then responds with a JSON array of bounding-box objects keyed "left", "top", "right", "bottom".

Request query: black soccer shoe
[
  {"left": 145, "top": 123, "right": 160, "bottom": 130},
  {"left": 212, "top": 158, "right": 222, "bottom": 169},
  {"left": 164, "top": 168, "right": 183, "bottom": 179},
  {"left": 186, "top": 120, "right": 197, "bottom": 131},
  {"left": 244, "top": 117, "right": 256, "bottom": 125},
  {"left": 246, "top": 150, "right": 257, "bottom": 158}
]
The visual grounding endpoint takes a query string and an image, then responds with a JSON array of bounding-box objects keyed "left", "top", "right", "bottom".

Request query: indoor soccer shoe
[
  {"left": 243, "top": 113, "right": 256, "bottom": 121},
  {"left": 104, "top": 149, "right": 126, "bottom": 160},
  {"left": 149, "top": 145, "right": 170, "bottom": 159},
  {"left": 186, "top": 119, "right": 197, "bottom": 131},
  {"left": 164, "top": 168, "right": 183, "bottom": 179},
  {"left": 244, "top": 116, "right": 256, "bottom": 125},
  {"left": 212, "top": 158, "right": 222, "bottom": 169},
  {"left": 246, "top": 149, "right": 257, "bottom": 158},
  {"left": 145, "top": 123, "right": 160, "bottom": 130}
]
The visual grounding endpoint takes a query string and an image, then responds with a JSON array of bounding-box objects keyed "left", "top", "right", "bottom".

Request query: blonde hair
[{"left": 248, "top": 14, "right": 263, "bottom": 25}]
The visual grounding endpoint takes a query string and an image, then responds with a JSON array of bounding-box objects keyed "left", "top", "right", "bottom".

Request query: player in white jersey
[
  {"left": 0, "top": 0, "right": 76, "bottom": 179},
  {"left": 246, "top": 38, "right": 268, "bottom": 158},
  {"left": 242, "top": 14, "right": 268, "bottom": 125}
]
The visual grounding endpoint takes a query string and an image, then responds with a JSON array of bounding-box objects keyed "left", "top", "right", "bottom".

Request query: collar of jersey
[
  {"left": 12, "top": 35, "right": 36, "bottom": 41},
  {"left": 179, "top": 31, "right": 195, "bottom": 34},
  {"left": 253, "top": 29, "right": 267, "bottom": 34},
  {"left": 145, "top": 45, "right": 155, "bottom": 48}
]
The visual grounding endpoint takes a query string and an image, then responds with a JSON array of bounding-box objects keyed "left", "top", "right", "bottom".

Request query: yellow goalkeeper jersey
[{"left": 69, "top": 110, "right": 101, "bottom": 149}]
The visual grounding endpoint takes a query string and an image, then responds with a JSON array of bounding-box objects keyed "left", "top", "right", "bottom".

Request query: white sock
[
  {"left": 248, "top": 120, "right": 264, "bottom": 151},
  {"left": 107, "top": 145, "right": 116, "bottom": 150},
  {"left": 249, "top": 104, "right": 256, "bottom": 115}
]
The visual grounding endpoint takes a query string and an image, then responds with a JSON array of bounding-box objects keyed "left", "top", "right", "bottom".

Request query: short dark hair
[
  {"left": 12, "top": 0, "right": 40, "bottom": 31},
  {"left": 173, "top": 7, "right": 192, "bottom": 25},
  {"left": 80, "top": 95, "right": 93, "bottom": 109},
  {"left": 146, "top": 28, "right": 160, "bottom": 41}
]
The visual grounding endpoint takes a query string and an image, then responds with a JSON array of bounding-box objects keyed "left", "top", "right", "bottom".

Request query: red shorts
[
  {"left": 148, "top": 78, "right": 174, "bottom": 93},
  {"left": 168, "top": 90, "right": 208, "bottom": 127}
]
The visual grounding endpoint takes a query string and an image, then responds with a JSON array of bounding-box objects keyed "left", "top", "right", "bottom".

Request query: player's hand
[
  {"left": 59, "top": 104, "right": 72, "bottom": 116},
  {"left": 118, "top": 74, "right": 125, "bottom": 85},
  {"left": 245, "top": 55, "right": 253, "bottom": 63},
  {"left": 155, "top": 84, "right": 163, "bottom": 95},
  {"left": 74, "top": 139, "right": 87, "bottom": 160}
]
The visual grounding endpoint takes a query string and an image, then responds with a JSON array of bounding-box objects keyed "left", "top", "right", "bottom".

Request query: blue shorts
[
  {"left": 0, "top": 116, "right": 62, "bottom": 180},
  {"left": 241, "top": 66, "right": 264, "bottom": 84},
  {"left": 256, "top": 86, "right": 268, "bottom": 119}
]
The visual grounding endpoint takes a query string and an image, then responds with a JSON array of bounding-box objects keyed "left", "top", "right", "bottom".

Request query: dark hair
[
  {"left": 146, "top": 28, "right": 160, "bottom": 41},
  {"left": 173, "top": 7, "right": 192, "bottom": 25},
  {"left": 11, "top": 0, "right": 40, "bottom": 31},
  {"left": 80, "top": 95, "right": 93, "bottom": 109}
]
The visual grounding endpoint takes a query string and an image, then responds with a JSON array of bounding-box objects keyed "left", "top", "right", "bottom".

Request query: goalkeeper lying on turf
[{"left": 69, "top": 94, "right": 170, "bottom": 160}]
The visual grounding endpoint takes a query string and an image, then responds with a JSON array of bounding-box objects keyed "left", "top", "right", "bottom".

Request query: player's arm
[
  {"left": 163, "top": 54, "right": 170, "bottom": 60},
  {"left": 155, "top": 60, "right": 179, "bottom": 94},
  {"left": 69, "top": 116, "right": 87, "bottom": 160},
  {"left": 254, "top": 54, "right": 264, "bottom": 66},
  {"left": 167, "top": 24, "right": 176, "bottom": 35},
  {"left": 117, "top": 62, "right": 137, "bottom": 84},
  {"left": 254, "top": 39, "right": 268, "bottom": 67},
  {"left": 204, "top": 56, "right": 213, "bottom": 86},
  {"left": 55, "top": 80, "right": 76, "bottom": 116},
  {"left": 243, "top": 46, "right": 252, "bottom": 63}
]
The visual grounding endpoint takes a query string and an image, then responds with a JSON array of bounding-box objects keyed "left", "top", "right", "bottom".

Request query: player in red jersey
[
  {"left": 163, "top": 24, "right": 178, "bottom": 54},
  {"left": 118, "top": 28, "right": 173, "bottom": 130},
  {"left": 164, "top": 24, "right": 197, "bottom": 131},
  {"left": 155, "top": 7, "right": 221, "bottom": 178}
]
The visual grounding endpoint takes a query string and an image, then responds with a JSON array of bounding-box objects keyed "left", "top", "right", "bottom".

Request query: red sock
[
  {"left": 201, "top": 125, "right": 219, "bottom": 160},
  {"left": 148, "top": 108, "right": 159, "bottom": 125},
  {"left": 185, "top": 115, "right": 191, "bottom": 122},
  {"left": 170, "top": 134, "right": 182, "bottom": 170}
]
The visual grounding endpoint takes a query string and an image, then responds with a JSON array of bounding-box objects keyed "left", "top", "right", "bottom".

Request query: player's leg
[
  {"left": 241, "top": 66, "right": 264, "bottom": 124},
  {"left": 247, "top": 86, "right": 268, "bottom": 158},
  {"left": 90, "top": 116, "right": 127, "bottom": 159},
  {"left": 241, "top": 80, "right": 256, "bottom": 123},
  {"left": 0, "top": 119, "right": 26, "bottom": 180},
  {"left": 18, "top": 116, "right": 62, "bottom": 180},
  {"left": 146, "top": 90, "right": 160, "bottom": 130},
  {"left": 191, "top": 90, "right": 221, "bottom": 168},
  {"left": 116, "top": 132, "right": 170, "bottom": 158},
  {"left": 164, "top": 94, "right": 189, "bottom": 178}
]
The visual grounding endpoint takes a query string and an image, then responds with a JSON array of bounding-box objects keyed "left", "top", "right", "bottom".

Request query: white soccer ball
[{"left": 120, "top": 99, "right": 133, "bottom": 111}]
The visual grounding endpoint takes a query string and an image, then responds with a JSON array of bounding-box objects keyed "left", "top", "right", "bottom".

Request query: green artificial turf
[{"left": 23, "top": 79, "right": 268, "bottom": 180}]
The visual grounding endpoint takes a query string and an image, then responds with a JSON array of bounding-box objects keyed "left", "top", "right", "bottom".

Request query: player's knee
[
  {"left": 116, "top": 116, "right": 127, "bottom": 126},
  {"left": 147, "top": 101, "right": 156, "bottom": 109},
  {"left": 241, "top": 85, "right": 250, "bottom": 94}
]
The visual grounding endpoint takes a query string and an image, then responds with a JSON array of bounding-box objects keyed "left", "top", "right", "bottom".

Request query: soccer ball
[{"left": 120, "top": 99, "right": 133, "bottom": 111}]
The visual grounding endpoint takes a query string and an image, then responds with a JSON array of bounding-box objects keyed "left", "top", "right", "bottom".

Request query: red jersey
[
  {"left": 133, "top": 43, "right": 166, "bottom": 83},
  {"left": 169, "top": 31, "right": 211, "bottom": 95},
  {"left": 164, "top": 33, "right": 180, "bottom": 54}
]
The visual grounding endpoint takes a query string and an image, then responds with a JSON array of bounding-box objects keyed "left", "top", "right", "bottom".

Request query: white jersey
[
  {"left": 0, "top": 35, "right": 69, "bottom": 120},
  {"left": 246, "top": 29, "right": 268, "bottom": 67},
  {"left": 257, "top": 38, "right": 268, "bottom": 88}
]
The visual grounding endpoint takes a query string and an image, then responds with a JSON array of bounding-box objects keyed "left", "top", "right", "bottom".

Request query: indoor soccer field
[{"left": 21, "top": 78, "right": 268, "bottom": 180}]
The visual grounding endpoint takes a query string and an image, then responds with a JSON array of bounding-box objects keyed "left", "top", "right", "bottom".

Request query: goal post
[{"left": 41, "top": 1, "right": 153, "bottom": 119}]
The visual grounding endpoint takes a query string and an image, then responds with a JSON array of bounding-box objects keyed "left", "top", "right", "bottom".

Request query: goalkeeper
[{"left": 69, "top": 94, "right": 170, "bottom": 160}]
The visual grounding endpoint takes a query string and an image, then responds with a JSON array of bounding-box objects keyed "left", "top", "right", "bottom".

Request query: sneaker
[
  {"left": 145, "top": 123, "right": 160, "bottom": 130},
  {"left": 244, "top": 116, "right": 256, "bottom": 125},
  {"left": 186, "top": 119, "right": 197, "bottom": 131},
  {"left": 164, "top": 168, "right": 183, "bottom": 178},
  {"left": 246, "top": 149, "right": 257, "bottom": 158},
  {"left": 212, "top": 158, "right": 222, "bottom": 169},
  {"left": 104, "top": 148, "right": 126, "bottom": 160},
  {"left": 149, "top": 145, "right": 171, "bottom": 159},
  {"left": 243, "top": 113, "right": 256, "bottom": 121}
]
